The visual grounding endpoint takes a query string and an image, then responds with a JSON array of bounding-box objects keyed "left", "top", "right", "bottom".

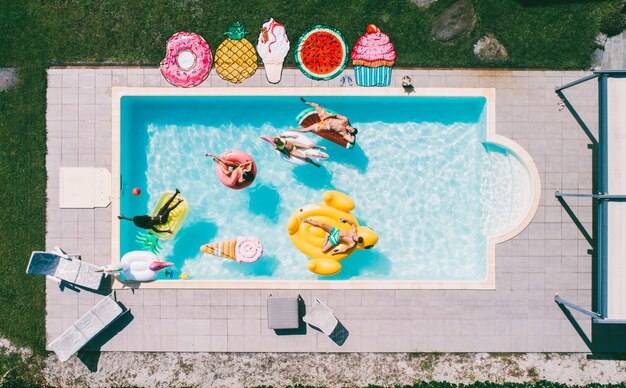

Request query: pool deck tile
[{"left": 45, "top": 67, "right": 595, "bottom": 353}]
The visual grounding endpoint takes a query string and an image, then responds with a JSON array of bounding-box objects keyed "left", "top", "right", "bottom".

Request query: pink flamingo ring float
[{"left": 160, "top": 31, "right": 212, "bottom": 87}]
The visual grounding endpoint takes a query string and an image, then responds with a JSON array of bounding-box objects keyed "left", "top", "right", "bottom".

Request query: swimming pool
[{"left": 111, "top": 88, "right": 540, "bottom": 289}]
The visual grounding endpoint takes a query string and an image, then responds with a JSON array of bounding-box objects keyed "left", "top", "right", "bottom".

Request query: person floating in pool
[
  {"left": 296, "top": 97, "right": 358, "bottom": 145},
  {"left": 301, "top": 216, "right": 363, "bottom": 255},
  {"left": 271, "top": 134, "right": 326, "bottom": 168},
  {"left": 205, "top": 153, "right": 255, "bottom": 185},
  {"left": 118, "top": 189, "right": 183, "bottom": 234}
]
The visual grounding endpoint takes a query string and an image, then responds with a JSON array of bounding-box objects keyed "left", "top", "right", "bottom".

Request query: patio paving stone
[{"left": 45, "top": 67, "right": 597, "bottom": 352}]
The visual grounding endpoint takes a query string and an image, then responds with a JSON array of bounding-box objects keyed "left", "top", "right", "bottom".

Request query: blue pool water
[{"left": 120, "top": 96, "right": 531, "bottom": 281}]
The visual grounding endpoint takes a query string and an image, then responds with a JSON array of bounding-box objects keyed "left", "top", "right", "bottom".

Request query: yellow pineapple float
[{"left": 215, "top": 22, "right": 258, "bottom": 83}]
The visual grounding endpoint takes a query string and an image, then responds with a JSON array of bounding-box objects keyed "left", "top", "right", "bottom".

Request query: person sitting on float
[
  {"left": 296, "top": 97, "right": 358, "bottom": 145},
  {"left": 205, "top": 153, "right": 255, "bottom": 185},
  {"left": 118, "top": 188, "right": 183, "bottom": 234},
  {"left": 301, "top": 216, "right": 363, "bottom": 255},
  {"left": 270, "top": 134, "right": 325, "bottom": 167}
]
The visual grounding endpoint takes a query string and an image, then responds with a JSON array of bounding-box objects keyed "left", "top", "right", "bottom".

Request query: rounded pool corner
[{"left": 482, "top": 136, "right": 542, "bottom": 244}]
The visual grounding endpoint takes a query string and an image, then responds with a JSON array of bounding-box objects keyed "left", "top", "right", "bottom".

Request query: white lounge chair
[
  {"left": 48, "top": 293, "right": 127, "bottom": 362},
  {"left": 26, "top": 247, "right": 103, "bottom": 291},
  {"left": 302, "top": 298, "right": 338, "bottom": 336}
]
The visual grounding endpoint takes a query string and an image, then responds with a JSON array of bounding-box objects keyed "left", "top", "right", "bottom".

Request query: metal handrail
[{"left": 554, "top": 70, "right": 626, "bottom": 327}]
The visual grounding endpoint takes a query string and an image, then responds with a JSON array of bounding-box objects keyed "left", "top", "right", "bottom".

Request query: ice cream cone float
[
  {"left": 200, "top": 236, "right": 263, "bottom": 263},
  {"left": 257, "top": 18, "right": 290, "bottom": 84},
  {"left": 201, "top": 239, "right": 238, "bottom": 260},
  {"left": 263, "top": 59, "right": 285, "bottom": 84}
]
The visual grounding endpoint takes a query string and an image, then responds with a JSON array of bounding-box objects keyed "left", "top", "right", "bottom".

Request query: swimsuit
[
  {"left": 328, "top": 227, "right": 341, "bottom": 246},
  {"left": 315, "top": 120, "right": 331, "bottom": 131},
  {"left": 132, "top": 215, "right": 154, "bottom": 229},
  {"left": 318, "top": 109, "right": 331, "bottom": 121}
]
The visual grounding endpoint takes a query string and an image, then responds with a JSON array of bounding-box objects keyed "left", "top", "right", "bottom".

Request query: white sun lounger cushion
[
  {"left": 303, "top": 298, "right": 338, "bottom": 336},
  {"left": 267, "top": 297, "right": 299, "bottom": 329},
  {"left": 49, "top": 294, "right": 125, "bottom": 362},
  {"left": 26, "top": 251, "right": 103, "bottom": 290}
]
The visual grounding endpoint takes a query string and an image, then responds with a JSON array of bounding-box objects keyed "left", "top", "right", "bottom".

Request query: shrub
[{"left": 599, "top": 6, "right": 626, "bottom": 37}]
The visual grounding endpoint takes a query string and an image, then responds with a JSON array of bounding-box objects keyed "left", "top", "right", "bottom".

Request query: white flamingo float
[{"left": 97, "top": 251, "right": 173, "bottom": 282}]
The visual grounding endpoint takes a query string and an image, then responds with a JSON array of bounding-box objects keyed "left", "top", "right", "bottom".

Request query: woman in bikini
[
  {"left": 301, "top": 216, "right": 364, "bottom": 255},
  {"left": 271, "top": 134, "right": 326, "bottom": 168},
  {"left": 205, "top": 153, "right": 255, "bottom": 185},
  {"left": 296, "top": 98, "right": 358, "bottom": 145}
]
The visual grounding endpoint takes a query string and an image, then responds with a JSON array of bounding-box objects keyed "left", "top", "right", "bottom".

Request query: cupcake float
[{"left": 350, "top": 24, "right": 396, "bottom": 87}]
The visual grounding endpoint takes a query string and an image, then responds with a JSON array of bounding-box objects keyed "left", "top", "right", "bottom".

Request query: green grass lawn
[
  {"left": 0, "top": 67, "right": 47, "bottom": 352},
  {"left": 0, "top": 0, "right": 623, "bottom": 359}
]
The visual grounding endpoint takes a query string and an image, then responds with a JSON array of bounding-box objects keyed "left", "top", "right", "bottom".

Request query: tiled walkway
[{"left": 46, "top": 67, "right": 596, "bottom": 352}]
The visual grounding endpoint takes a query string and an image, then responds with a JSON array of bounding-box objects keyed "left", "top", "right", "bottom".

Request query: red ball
[{"left": 132, "top": 187, "right": 141, "bottom": 196}]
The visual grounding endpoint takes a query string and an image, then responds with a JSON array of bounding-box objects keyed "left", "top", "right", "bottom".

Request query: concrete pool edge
[{"left": 110, "top": 87, "right": 541, "bottom": 290}]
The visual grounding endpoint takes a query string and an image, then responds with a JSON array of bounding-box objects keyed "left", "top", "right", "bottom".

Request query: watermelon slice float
[{"left": 295, "top": 25, "right": 348, "bottom": 81}]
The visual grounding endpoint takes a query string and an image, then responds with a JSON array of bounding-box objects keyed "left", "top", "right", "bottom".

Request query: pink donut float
[
  {"left": 160, "top": 32, "right": 212, "bottom": 88},
  {"left": 216, "top": 150, "right": 257, "bottom": 190}
]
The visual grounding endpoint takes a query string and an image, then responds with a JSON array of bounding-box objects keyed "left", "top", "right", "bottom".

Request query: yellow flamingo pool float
[{"left": 286, "top": 190, "right": 378, "bottom": 276}]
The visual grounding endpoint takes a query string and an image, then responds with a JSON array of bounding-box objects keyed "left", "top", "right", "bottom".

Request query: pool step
[{"left": 480, "top": 143, "right": 532, "bottom": 236}]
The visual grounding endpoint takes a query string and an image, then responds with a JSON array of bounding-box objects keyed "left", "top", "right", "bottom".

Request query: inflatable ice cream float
[
  {"left": 200, "top": 236, "right": 263, "bottom": 263},
  {"left": 350, "top": 24, "right": 396, "bottom": 87},
  {"left": 257, "top": 18, "right": 290, "bottom": 84}
]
